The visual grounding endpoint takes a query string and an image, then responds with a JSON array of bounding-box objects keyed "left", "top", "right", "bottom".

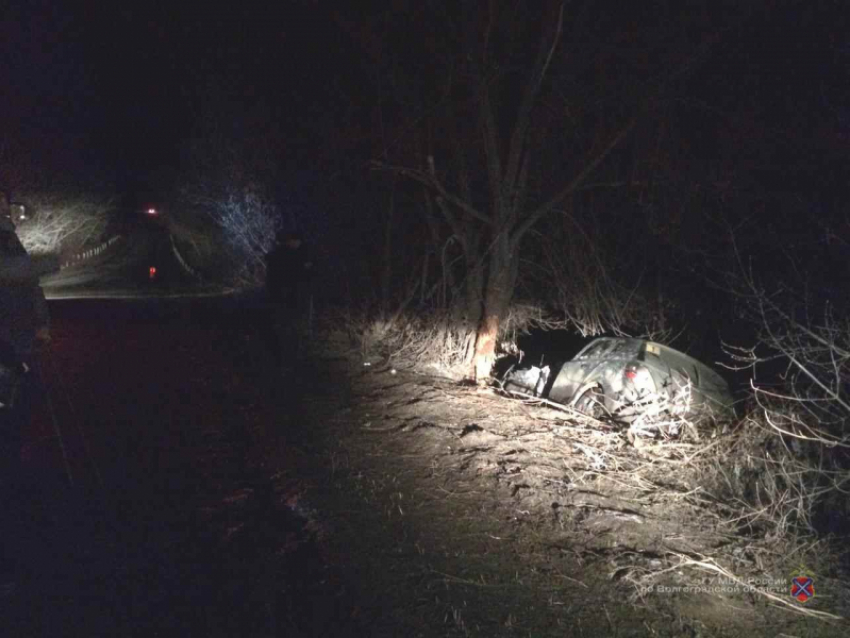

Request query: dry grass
[
  {"left": 315, "top": 308, "right": 478, "bottom": 379},
  {"left": 317, "top": 356, "right": 850, "bottom": 634},
  {"left": 313, "top": 303, "right": 572, "bottom": 384}
]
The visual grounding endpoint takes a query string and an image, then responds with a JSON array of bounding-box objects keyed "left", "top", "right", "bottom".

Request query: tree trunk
[
  {"left": 420, "top": 249, "right": 429, "bottom": 306},
  {"left": 462, "top": 255, "right": 484, "bottom": 327},
  {"left": 472, "top": 236, "right": 518, "bottom": 382},
  {"left": 380, "top": 186, "right": 397, "bottom": 315}
]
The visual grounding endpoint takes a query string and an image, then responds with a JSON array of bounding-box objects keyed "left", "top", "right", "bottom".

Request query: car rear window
[
  {"left": 576, "top": 339, "right": 641, "bottom": 360},
  {"left": 608, "top": 339, "right": 642, "bottom": 358},
  {"left": 576, "top": 340, "right": 614, "bottom": 360}
]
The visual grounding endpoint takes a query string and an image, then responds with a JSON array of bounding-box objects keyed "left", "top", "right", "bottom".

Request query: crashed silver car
[{"left": 503, "top": 337, "right": 734, "bottom": 423}]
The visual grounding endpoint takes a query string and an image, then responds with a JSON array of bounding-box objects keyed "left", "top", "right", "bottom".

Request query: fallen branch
[{"left": 499, "top": 388, "right": 618, "bottom": 429}]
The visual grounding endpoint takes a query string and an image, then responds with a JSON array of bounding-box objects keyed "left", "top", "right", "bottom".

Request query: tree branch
[
  {"left": 479, "top": 81, "right": 504, "bottom": 218},
  {"left": 504, "top": 1, "right": 565, "bottom": 193},
  {"left": 512, "top": 115, "right": 637, "bottom": 241},
  {"left": 371, "top": 160, "right": 493, "bottom": 225}
]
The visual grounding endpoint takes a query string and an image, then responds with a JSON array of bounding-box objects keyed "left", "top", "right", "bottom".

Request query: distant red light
[{"left": 149, "top": 267, "right": 157, "bottom": 279}]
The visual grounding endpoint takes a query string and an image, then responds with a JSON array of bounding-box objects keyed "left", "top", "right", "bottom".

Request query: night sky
[
  {"left": 2, "top": 1, "right": 848, "bottom": 221},
  {"left": 3, "top": 1, "right": 346, "bottom": 193}
]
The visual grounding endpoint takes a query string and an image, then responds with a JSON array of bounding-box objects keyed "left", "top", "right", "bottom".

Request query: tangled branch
[{"left": 15, "top": 194, "right": 112, "bottom": 255}]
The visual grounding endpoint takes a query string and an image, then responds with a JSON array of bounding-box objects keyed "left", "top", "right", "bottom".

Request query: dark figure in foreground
[
  {"left": 0, "top": 192, "right": 54, "bottom": 594},
  {"left": 264, "top": 231, "right": 314, "bottom": 370}
]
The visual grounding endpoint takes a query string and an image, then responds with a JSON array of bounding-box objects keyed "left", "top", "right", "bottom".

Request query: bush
[
  {"left": 718, "top": 268, "right": 850, "bottom": 542},
  {"left": 15, "top": 193, "right": 112, "bottom": 255}
]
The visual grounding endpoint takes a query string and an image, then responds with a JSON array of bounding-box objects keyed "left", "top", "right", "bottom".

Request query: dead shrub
[
  {"left": 698, "top": 411, "right": 847, "bottom": 542},
  {"left": 718, "top": 269, "right": 850, "bottom": 540},
  {"left": 532, "top": 213, "right": 675, "bottom": 342},
  {"left": 15, "top": 192, "right": 112, "bottom": 255},
  {"left": 315, "top": 304, "right": 547, "bottom": 379}
]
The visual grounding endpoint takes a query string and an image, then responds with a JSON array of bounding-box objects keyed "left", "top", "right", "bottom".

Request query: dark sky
[
  {"left": 2, "top": 0, "right": 848, "bottom": 203},
  {"left": 3, "top": 0, "right": 348, "bottom": 191}
]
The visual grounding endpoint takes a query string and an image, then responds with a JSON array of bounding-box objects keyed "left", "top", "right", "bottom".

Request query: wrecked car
[{"left": 502, "top": 337, "right": 734, "bottom": 423}]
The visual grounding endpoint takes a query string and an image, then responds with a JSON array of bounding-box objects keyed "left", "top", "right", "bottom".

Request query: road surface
[
  {"left": 3, "top": 296, "right": 366, "bottom": 636},
  {"left": 40, "top": 216, "right": 219, "bottom": 299},
  {"left": 3, "top": 224, "right": 363, "bottom": 636}
]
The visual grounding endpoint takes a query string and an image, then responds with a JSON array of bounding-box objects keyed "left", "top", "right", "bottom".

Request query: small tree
[
  {"left": 361, "top": 1, "right": 742, "bottom": 381},
  {"left": 15, "top": 193, "right": 112, "bottom": 255},
  {"left": 182, "top": 183, "right": 279, "bottom": 287},
  {"left": 179, "top": 95, "right": 283, "bottom": 287}
]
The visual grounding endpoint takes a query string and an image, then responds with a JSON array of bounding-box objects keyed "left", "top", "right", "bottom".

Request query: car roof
[
  {"left": 575, "top": 338, "right": 730, "bottom": 393},
  {"left": 581, "top": 337, "right": 720, "bottom": 371},
  {"left": 575, "top": 337, "right": 643, "bottom": 357}
]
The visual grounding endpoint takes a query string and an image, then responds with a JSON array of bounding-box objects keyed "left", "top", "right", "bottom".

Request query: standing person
[
  {"left": 264, "top": 231, "right": 314, "bottom": 371},
  {"left": 0, "top": 192, "right": 53, "bottom": 595}
]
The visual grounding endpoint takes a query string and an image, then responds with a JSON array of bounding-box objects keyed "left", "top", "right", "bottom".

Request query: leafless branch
[
  {"left": 513, "top": 115, "right": 638, "bottom": 241},
  {"left": 371, "top": 160, "right": 492, "bottom": 226},
  {"left": 16, "top": 193, "right": 112, "bottom": 255}
]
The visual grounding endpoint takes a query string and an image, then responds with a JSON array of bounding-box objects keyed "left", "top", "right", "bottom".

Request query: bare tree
[
  {"left": 363, "top": 1, "right": 746, "bottom": 381},
  {"left": 179, "top": 93, "right": 283, "bottom": 287},
  {"left": 15, "top": 192, "right": 112, "bottom": 255},
  {"left": 365, "top": 2, "right": 625, "bottom": 379},
  {"left": 182, "top": 181, "right": 279, "bottom": 286},
  {"left": 726, "top": 275, "right": 850, "bottom": 449}
]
